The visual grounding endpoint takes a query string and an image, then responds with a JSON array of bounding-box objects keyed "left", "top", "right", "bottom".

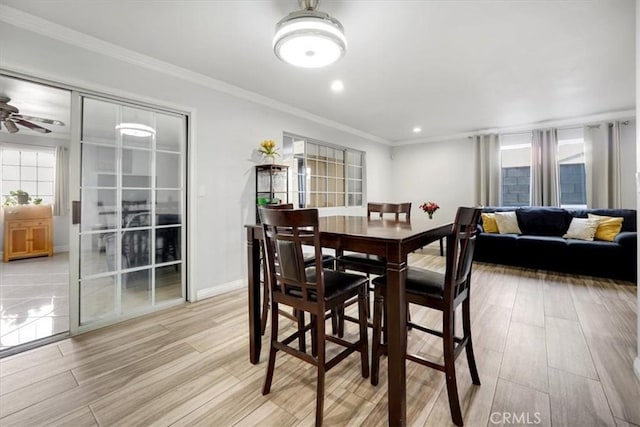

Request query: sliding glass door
[{"left": 75, "top": 96, "right": 186, "bottom": 327}]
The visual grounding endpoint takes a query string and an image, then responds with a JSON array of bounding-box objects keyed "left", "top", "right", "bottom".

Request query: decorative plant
[
  {"left": 3, "top": 190, "right": 32, "bottom": 207},
  {"left": 33, "top": 198, "right": 43, "bottom": 205},
  {"left": 258, "top": 139, "right": 279, "bottom": 162},
  {"left": 419, "top": 201, "right": 440, "bottom": 219}
]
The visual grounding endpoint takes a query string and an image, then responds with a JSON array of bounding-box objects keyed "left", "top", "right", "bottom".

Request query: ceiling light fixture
[
  {"left": 273, "top": 0, "right": 347, "bottom": 68},
  {"left": 413, "top": 126, "right": 422, "bottom": 133},
  {"left": 116, "top": 123, "right": 155, "bottom": 137},
  {"left": 331, "top": 80, "right": 344, "bottom": 92}
]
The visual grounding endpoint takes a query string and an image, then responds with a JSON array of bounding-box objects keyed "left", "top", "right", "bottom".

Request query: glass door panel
[{"left": 78, "top": 96, "right": 186, "bottom": 327}]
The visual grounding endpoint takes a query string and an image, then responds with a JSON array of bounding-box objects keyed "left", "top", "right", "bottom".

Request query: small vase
[
  {"left": 265, "top": 155, "right": 275, "bottom": 164},
  {"left": 427, "top": 212, "right": 433, "bottom": 219}
]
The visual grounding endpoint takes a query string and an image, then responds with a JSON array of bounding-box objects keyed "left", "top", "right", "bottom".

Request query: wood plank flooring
[{"left": 0, "top": 246, "right": 638, "bottom": 426}]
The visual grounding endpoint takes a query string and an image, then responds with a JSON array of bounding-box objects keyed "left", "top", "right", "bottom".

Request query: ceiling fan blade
[
  {"left": 0, "top": 102, "right": 18, "bottom": 114},
  {"left": 14, "top": 119, "right": 51, "bottom": 134},
  {"left": 4, "top": 119, "right": 19, "bottom": 133},
  {"left": 11, "top": 114, "right": 64, "bottom": 126}
]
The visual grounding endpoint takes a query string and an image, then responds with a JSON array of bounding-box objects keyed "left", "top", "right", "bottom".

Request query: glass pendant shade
[{"left": 273, "top": 9, "right": 347, "bottom": 68}]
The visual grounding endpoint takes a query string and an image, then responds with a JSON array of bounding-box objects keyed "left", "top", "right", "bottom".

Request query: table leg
[
  {"left": 386, "top": 258, "right": 407, "bottom": 426},
  {"left": 247, "top": 227, "right": 261, "bottom": 364}
]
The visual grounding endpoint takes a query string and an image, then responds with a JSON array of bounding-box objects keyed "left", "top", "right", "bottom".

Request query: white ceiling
[{"left": 0, "top": 0, "right": 635, "bottom": 144}]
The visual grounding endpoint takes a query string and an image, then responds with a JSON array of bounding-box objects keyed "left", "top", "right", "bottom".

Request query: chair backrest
[
  {"left": 444, "top": 206, "right": 482, "bottom": 302},
  {"left": 263, "top": 203, "right": 294, "bottom": 210},
  {"left": 259, "top": 207, "right": 325, "bottom": 305},
  {"left": 367, "top": 202, "right": 412, "bottom": 221}
]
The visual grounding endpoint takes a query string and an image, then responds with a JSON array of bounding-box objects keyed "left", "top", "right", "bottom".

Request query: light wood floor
[{"left": 0, "top": 246, "right": 638, "bottom": 426}]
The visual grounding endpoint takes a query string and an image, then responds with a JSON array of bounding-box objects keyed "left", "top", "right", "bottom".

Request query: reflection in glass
[
  {"left": 122, "top": 149, "right": 151, "bottom": 184},
  {"left": 156, "top": 226, "right": 181, "bottom": 263},
  {"left": 122, "top": 269, "right": 152, "bottom": 313},
  {"left": 122, "top": 228, "right": 151, "bottom": 269},
  {"left": 82, "top": 144, "right": 116, "bottom": 186},
  {"left": 156, "top": 264, "right": 182, "bottom": 302},
  {"left": 122, "top": 107, "right": 153, "bottom": 149},
  {"left": 80, "top": 232, "right": 118, "bottom": 277},
  {"left": 82, "top": 188, "right": 117, "bottom": 231},
  {"left": 82, "top": 98, "right": 117, "bottom": 143},
  {"left": 122, "top": 190, "right": 151, "bottom": 227},
  {"left": 157, "top": 190, "right": 181, "bottom": 222},
  {"left": 156, "top": 113, "right": 183, "bottom": 152},
  {"left": 80, "top": 275, "right": 116, "bottom": 324},
  {"left": 156, "top": 152, "right": 181, "bottom": 188}
]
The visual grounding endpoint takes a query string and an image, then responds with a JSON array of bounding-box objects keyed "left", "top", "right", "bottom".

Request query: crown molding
[
  {"left": 0, "top": 5, "right": 390, "bottom": 146},
  {"left": 393, "top": 109, "right": 636, "bottom": 147}
]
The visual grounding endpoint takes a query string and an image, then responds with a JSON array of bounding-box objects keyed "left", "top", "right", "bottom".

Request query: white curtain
[
  {"left": 531, "top": 128, "right": 559, "bottom": 206},
  {"left": 53, "top": 146, "right": 69, "bottom": 216},
  {"left": 584, "top": 122, "right": 621, "bottom": 208},
  {"left": 474, "top": 133, "right": 500, "bottom": 206}
]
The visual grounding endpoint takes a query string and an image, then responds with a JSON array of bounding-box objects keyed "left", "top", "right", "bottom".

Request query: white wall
[
  {"left": 390, "top": 137, "right": 476, "bottom": 221},
  {"left": 0, "top": 23, "right": 392, "bottom": 296}
]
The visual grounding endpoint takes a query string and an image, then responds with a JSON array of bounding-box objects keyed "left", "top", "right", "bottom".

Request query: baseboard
[
  {"left": 634, "top": 357, "right": 640, "bottom": 381},
  {"left": 0, "top": 246, "right": 69, "bottom": 258},
  {"left": 196, "top": 279, "right": 245, "bottom": 301}
]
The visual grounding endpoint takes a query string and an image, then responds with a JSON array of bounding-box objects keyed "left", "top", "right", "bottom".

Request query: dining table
[{"left": 245, "top": 215, "right": 452, "bottom": 426}]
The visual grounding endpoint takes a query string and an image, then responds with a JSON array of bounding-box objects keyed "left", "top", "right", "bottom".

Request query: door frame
[{"left": 0, "top": 67, "right": 197, "bottom": 337}]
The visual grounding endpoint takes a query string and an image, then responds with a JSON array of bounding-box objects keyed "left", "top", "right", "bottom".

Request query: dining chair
[
  {"left": 259, "top": 207, "right": 369, "bottom": 427},
  {"left": 335, "top": 202, "right": 411, "bottom": 335},
  {"left": 259, "top": 204, "right": 335, "bottom": 335},
  {"left": 369, "top": 206, "right": 482, "bottom": 427}
]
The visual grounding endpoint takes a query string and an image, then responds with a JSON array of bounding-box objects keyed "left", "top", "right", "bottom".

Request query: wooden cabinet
[{"left": 3, "top": 205, "right": 53, "bottom": 262}]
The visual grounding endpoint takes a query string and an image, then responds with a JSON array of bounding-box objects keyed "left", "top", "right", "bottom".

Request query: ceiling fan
[{"left": 0, "top": 95, "right": 65, "bottom": 134}]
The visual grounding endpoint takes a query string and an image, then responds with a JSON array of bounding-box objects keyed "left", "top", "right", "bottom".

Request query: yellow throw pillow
[
  {"left": 481, "top": 213, "right": 499, "bottom": 233},
  {"left": 587, "top": 214, "right": 623, "bottom": 241}
]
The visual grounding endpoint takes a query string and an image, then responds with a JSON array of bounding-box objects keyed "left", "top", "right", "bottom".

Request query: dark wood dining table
[{"left": 245, "top": 215, "right": 452, "bottom": 426}]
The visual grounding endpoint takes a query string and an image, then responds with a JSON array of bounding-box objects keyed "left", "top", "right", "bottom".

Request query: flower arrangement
[
  {"left": 419, "top": 201, "right": 440, "bottom": 219},
  {"left": 258, "top": 139, "right": 279, "bottom": 163}
]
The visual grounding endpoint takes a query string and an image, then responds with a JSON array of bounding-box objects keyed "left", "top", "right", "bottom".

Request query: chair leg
[
  {"left": 315, "top": 311, "right": 326, "bottom": 427},
  {"left": 260, "top": 248, "right": 269, "bottom": 335},
  {"left": 330, "top": 308, "right": 339, "bottom": 335},
  {"left": 337, "top": 305, "right": 345, "bottom": 338},
  {"left": 358, "top": 287, "right": 370, "bottom": 379},
  {"left": 311, "top": 314, "right": 318, "bottom": 357},
  {"left": 263, "top": 299, "right": 279, "bottom": 395},
  {"left": 260, "top": 280, "right": 269, "bottom": 336},
  {"left": 462, "top": 298, "right": 481, "bottom": 385},
  {"left": 443, "top": 309, "right": 463, "bottom": 426},
  {"left": 371, "top": 284, "right": 384, "bottom": 386},
  {"left": 297, "top": 309, "right": 306, "bottom": 353}
]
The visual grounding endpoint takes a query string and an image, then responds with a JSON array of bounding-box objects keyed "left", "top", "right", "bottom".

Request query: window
[
  {"left": 0, "top": 146, "right": 55, "bottom": 205},
  {"left": 557, "top": 128, "right": 586, "bottom": 208},
  {"left": 500, "top": 133, "right": 532, "bottom": 207},
  {"left": 283, "top": 133, "right": 365, "bottom": 208}
]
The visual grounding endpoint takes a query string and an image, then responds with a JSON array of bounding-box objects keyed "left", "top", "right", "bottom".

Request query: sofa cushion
[
  {"left": 563, "top": 217, "right": 599, "bottom": 241},
  {"left": 494, "top": 211, "right": 522, "bottom": 234},
  {"left": 569, "top": 208, "right": 636, "bottom": 233},
  {"left": 481, "top": 213, "right": 499, "bottom": 233},
  {"left": 588, "top": 214, "right": 624, "bottom": 241},
  {"left": 516, "top": 207, "right": 571, "bottom": 236}
]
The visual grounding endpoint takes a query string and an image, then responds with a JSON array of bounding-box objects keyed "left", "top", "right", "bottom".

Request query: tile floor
[{"left": 0, "top": 253, "right": 69, "bottom": 351}]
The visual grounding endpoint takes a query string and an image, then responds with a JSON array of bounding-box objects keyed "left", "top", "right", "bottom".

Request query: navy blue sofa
[{"left": 474, "top": 206, "right": 637, "bottom": 283}]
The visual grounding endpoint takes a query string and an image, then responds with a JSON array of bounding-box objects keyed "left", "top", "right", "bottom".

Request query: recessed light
[
  {"left": 331, "top": 80, "right": 344, "bottom": 92},
  {"left": 412, "top": 126, "right": 422, "bottom": 133}
]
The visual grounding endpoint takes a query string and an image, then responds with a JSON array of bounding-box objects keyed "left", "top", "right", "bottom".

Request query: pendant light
[{"left": 273, "top": 0, "right": 347, "bottom": 68}]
